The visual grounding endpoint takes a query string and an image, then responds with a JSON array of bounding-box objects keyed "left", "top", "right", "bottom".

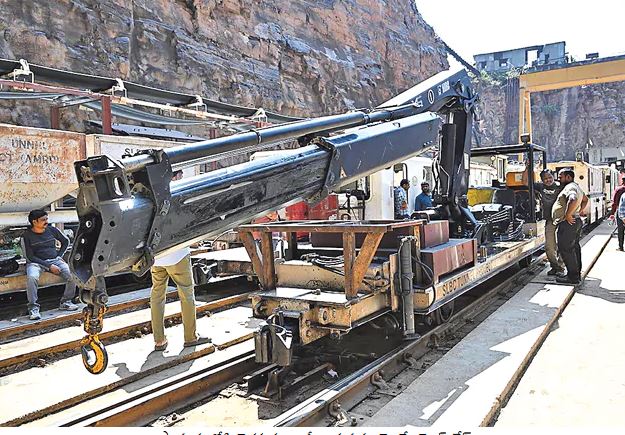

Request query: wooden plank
[
  {"left": 260, "top": 232, "right": 276, "bottom": 290},
  {"left": 343, "top": 232, "right": 357, "bottom": 299},
  {"left": 285, "top": 232, "right": 298, "bottom": 261},
  {"left": 239, "top": 231, "right": 265, "bottom": 287},
  {"left": 351, "top": 233, "right": 385, "bottom": 294},
  {"left": 239, "top": 224, "right": 390, "bottom": 233}
]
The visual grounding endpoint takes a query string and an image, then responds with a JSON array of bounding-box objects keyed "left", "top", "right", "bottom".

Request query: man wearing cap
[
  {"left": 552, "top": 168, "right": 588, "bottom": 285},
  {"left": 414, "top": 182, "right": 434, "bottom": 212}
]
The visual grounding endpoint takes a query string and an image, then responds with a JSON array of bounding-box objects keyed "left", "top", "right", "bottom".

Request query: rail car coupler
[{"left": 254, "top": 314, "right": 294, "bottom": 366}]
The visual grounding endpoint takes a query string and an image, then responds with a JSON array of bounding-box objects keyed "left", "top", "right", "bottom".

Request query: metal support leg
[
  {"left": 101, "top": 96, "right": 112, "bottom": 135},
  {"left": 399, "top": 237, "right": 418, "bottom": 339}
]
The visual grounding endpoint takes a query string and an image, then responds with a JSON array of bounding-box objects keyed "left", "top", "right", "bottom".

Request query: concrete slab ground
[
  {"left": 25, "top": 340, "right": 255, "bottom": 427},
  {"left": 0, "top": 305, "right": 258, "bottom": 426},
  {"left": 495, "top": 234, "right": 625, "bottom": 427},
  {"left": 366, "top": 221, "right": 613, "bottom": 427}
]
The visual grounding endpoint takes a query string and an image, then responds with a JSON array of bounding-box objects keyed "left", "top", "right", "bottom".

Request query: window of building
[{"left": 527, "top": 49, "right": 539, "bottom": 66}]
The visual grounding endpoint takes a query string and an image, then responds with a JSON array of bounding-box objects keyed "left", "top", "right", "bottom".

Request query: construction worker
[
  {"left": 414, "top": 182, "right": 433, "bottom": 211},
  {"left": 150, "top": 171, "right": 210, "bottom": 351},
  {"left": 394, "top": 179, "right": 410, "bottom": 219},
  {"left": 537, "top": 169, "right": 566, "bottom": 276},
  {"left": 21, "top": 209, "right": 78, "bottom": 320},
  {"left": 552, "top": 168, "right": 588, "bottom": 285},
  {"left": 618, "top": 189, "right": 625, "bottom": 231},
  {"left": 609, "top": 175, "right": 625, "bottom": 251}
]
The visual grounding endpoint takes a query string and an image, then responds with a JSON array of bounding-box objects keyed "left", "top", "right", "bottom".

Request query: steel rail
[
  {"left": 0, "top": 286, "right": 173, "bottom": 342},
  {"left": 62, "top": 351, "right": 258, "bottom": 427},
  {"left": 0, "top": 292, "right": 250, "bottom": 370}
]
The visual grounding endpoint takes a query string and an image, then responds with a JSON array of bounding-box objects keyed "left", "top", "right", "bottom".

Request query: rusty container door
[{"left": 0, "top": 124, "right": 86, "bottom": 213}]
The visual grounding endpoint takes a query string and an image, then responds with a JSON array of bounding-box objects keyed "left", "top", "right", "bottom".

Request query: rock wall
[
  {"left": 477, "top": 77, "right": 625, "bottom": 162},
  {"left": 0, "top": 0, "right": 448, "bottom": 130}
]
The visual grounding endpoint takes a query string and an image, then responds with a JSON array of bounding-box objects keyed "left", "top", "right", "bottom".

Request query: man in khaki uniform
[
  {"left": 150, "top": 171, "right": 210, "bottom": 351},
  {"left": 552, "top": 168, "right": 588, "bottom": 285}
]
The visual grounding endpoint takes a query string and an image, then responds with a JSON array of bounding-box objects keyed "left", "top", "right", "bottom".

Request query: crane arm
[
  {"left": 69, "top": 68, "right": 478, "bottom": 375},
  {"left": 70, "top": 110, "right": 440, "bottom": 289}
]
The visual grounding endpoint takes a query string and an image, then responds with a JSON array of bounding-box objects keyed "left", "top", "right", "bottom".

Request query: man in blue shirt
[
  {"left": 21, "top": 209, "right": 79, "bottom": 320},
  {"left": 414, "top": 182, "right": 433, "bottom": 211}
]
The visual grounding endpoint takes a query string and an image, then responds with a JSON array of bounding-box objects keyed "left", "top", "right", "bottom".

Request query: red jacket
[{"left": 611, "top": 185, "right": 625, "bottom": 215}]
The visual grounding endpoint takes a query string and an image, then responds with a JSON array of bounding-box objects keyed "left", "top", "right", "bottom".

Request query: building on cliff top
[{"left": 474, "top": 42, "right": 566, "bottom": 73}]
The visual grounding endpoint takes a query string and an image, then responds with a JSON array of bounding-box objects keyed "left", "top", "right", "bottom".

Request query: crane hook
[
  {"left": 79, "top": 294, "right": 108, "bottom": 375},
  {"left": 80, "top": 334, "right": 108, "bottom": 374}
]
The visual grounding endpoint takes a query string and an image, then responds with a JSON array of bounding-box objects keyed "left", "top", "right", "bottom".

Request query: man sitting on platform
[{"left": 21, "top": 209, "right": 78, "bottom": 320}]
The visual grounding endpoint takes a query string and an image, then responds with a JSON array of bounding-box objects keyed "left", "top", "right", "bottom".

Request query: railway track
[
  {"left": 0, "top": 292, "right": 251, "bottom": 374},
  {"left": 0, "top": 275, "right": 254, "bottom": 341},
  {"left": 20, "top": 254, "right": 543, "bottom": 427},
  {"left": 275, "top": 258, "right": 543, "bottom": 427}
]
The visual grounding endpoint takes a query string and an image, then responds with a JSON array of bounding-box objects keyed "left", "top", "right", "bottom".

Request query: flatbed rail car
[
  {"left": 247, "top": 217, "right": 544, "bottom": 366},
  {"left": 251, "top": 142, "right": 547, "bottom": 366}
]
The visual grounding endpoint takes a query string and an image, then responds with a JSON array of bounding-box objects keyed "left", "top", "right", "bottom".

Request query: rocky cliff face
[
  {"left": 0, "top": 0, "right": 448, "bottom": 129},
  {"left": 477, "top": 78, "right": 625, "bottom": 162}
]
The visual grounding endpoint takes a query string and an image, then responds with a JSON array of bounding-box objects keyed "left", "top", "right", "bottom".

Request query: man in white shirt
[{"left": 150, "top": 170, "right": 210, "bottom": 351}]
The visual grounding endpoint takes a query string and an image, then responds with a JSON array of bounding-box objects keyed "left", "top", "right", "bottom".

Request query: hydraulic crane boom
[
  {"left": 379, "top": 68, "right": 479, "bottom": 236},
  {"left": 69, "top": 68, "right": 477, "bottom": 374},
  {"left": 70, "top": 110, "right": 439, "bottom": 288}
]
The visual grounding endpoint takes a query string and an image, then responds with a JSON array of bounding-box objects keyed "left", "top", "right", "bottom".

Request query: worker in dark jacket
[
  {"left": 609, "top": 175, "right": 625, "bottom": 251},
  {"left": 537, "top": 169, "right": 565, "bottom": 275},
  {"left": 21, "top": 209, "right": 78, "bottom": 320}
]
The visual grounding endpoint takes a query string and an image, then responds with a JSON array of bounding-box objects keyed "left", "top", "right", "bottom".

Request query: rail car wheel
[
  {"left": 518, "top": 255, "right": 532, "bottom": 268},
  {"left": 432, "top": 300, "right": 455, "bottom": 325},
  {"left": 131, "top": 272, "right": 152, "bottom": 285}
]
